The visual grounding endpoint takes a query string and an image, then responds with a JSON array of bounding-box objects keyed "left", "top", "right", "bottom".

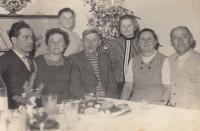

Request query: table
[{"left": 55, "top": 99, "right": 200, "bottom": 131}]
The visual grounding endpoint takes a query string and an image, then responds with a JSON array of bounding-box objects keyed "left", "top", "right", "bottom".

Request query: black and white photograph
[{"left": 0, "top": 0, "right": 200, "bottom": 131}]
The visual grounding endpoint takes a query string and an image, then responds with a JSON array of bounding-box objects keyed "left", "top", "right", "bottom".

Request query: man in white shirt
[
  {"left": 0, "top": 21, "right": 34, "bottom": 109},
  {"left": 169, "top": 26, "right": 200, "bottom": 110}
]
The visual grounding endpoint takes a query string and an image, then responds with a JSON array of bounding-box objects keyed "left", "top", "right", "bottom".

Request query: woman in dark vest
[
  {"left": 34, "top": 28, "right": 75, "bottom": 104},
  {"left": 121, "top": 28, "right": 170, "bottom": 105},
  {"left": 110, "top": 14, "right": 140, "bottom": 98}
]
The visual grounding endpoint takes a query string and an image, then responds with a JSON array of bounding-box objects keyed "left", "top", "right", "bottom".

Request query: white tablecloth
[{"left": 56, "top": 99, "right": 200, "bottom": 131}]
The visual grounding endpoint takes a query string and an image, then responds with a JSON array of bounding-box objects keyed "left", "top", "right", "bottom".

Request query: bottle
[{"left": 0, "top": 75, "right": 8, "bottom": 111}]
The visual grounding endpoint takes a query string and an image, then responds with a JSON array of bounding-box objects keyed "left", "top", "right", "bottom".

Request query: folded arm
[
  {"left": 121, "top": 58, "right": 134, "bottom": 100},
  {"left": 160, "top": 84, "right": 171, "bottom": 105},
  {"left": 159, "top": 58, "right": 171, "bottom": 105},
  {"left": 106, "top": 56, "right": 118, "bottom": 99},
  {"left": 121, "top": 81, "right": 134, "bottom": 100},
  {"left": 190, "top": 65, "right": 200, "bottom": 110}
]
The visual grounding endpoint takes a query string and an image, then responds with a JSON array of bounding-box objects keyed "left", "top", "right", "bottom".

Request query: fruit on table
[
  {"left": 78, "top": 94, "right": 127, "bottom": 115},
  {"left": 85, "top": 100, "right": 97, "bottom": 107},
  {"left": 101, "top": 101, "right": 114, "bottom": 111},
  {"left": 94, "top": 104, "right": 101, "bottom": 109},
  {"left": 84, "top": 107, "right": 99, "bottom": 115}
]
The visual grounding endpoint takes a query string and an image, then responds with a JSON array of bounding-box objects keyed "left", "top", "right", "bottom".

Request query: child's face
[{"left": 120, "top": 18, "right": 135, "bottom": 38}]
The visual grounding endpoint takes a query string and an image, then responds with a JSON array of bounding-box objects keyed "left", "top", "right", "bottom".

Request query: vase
[{"left": 1, "top": 0, "right": 28, "bottom": 15}]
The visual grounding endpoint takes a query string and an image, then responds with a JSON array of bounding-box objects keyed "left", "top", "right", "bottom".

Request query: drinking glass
[
  {"left": 0, "top": 111, "right": 7, "bottom": 131},
  {"left": 62, "top": 99, "right": 78, "bottom": 129},
  {"left": 31, "top": 108, "right": 48, "bottom": 131},
  {"left": 140, "top": 99, "right": 153, "bottom": 110},
  {"left": 6, "top": 109, "right": 27, "bottom": 131},
  {"left": 42, "top": 94, "right": 57, "bottom": 120},
  {"left": 0, "top": 88, "right": 8, "bottom": 111}
]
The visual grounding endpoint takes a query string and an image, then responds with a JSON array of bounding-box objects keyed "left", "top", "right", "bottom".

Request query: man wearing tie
[{"left": 0, "top": 21, "right": 34, "bottom": 109}]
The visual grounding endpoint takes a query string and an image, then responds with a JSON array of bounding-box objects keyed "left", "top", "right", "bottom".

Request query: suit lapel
[
  {"left": 80, "top": 51, "right": 96, "bottom": 76},
  {"left": 98, "top": 53, "right": 105, "bottom": 90},
  {"left": 10, "top": 50, "right": 31, "bottom": 73}
]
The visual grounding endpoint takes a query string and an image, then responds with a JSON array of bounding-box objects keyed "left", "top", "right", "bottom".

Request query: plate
[
  {"left": 57, "top": 98, "right": 131, "bottom": 121},
  {"left": 77, "top": 98, "right": 131, "bottom": 121},
  {"left": 78, "top": 107, "right": 130, "bottom": 121}
]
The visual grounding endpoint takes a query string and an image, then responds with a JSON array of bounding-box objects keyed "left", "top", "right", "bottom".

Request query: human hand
[{"left": 159, "top": 100, "right": 167, "bottom": 106}]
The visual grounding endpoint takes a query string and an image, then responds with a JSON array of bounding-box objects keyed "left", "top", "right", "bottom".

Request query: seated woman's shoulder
[
  {"left": 63, "top": 56, "right": 70, "bottom": 60},
  {"left": 157, "top": 52, "right": 167, "bottom": 57},
  {"left": 34, "top": 54, "right": 44, "bottom": 60}
]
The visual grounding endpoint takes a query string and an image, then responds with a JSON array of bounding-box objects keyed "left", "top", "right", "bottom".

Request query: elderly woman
[
  {"left": 34, "top": 28, "right": 75, "bottom": 104},
  {"left": 34, "top": 7, "right": 83, "bottom": 57},
  {"left": 110, "top": 14, "right": 140, "bottom": 98},
  {"left": 121, "top": 28, "right": 170, "bottom": 105}
]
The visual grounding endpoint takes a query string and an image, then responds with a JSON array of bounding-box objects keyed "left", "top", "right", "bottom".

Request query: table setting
[{"left": 1, "top": 89, "right": 200, "bottom": 131}]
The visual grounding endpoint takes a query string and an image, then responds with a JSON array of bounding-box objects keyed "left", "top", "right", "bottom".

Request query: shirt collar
[
  {"left": 141, "top": 50, "right": 157, "bottom": 58},
  {"left": 176, "top": 49, "right": 191, "bottom": 60},
  {"left": 58, "top": 26, "right": 72, "bottom": 33},
  {"left": 44, "top": 56, "right": 64, "bottom": 66},
  {"left": 120, "top": 33, "right": 135, "bottom": 40},
  {"left": 12, "top": 49, "right": 29, "bottom": 59},
  {"left": 85, "top": 51, "right": 98, "bottom": 59}
]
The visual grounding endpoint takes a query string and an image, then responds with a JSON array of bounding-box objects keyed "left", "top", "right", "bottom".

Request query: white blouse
[{"left": 125, "top": 51, "right": 170, "bottom": 85}]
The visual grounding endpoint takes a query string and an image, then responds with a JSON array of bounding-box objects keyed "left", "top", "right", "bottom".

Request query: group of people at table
[{"left": 0, "top": 7, "right": 200, "bottom": 111}]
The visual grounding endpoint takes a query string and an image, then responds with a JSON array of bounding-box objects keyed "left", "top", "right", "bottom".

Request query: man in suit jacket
[
  {"left": 0, "top": 21, "right": 34, "bottom": 109},
  {"left": 169, "top": 26, "right": 200, "bottom": 110},
  {"left": 69, "top": 29, "right": 117, "bottom": 99}
]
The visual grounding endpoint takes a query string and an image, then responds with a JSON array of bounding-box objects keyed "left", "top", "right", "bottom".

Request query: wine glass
[
  {"left": 30, "top": 108, "right": 48, "bottom": 131},
  {"left": 140, "top": 99, "right": 154, "bottom": 110},
  {"left": 6, "top": 109, "right": 27, "bottom": 131},
  {"left": 41, "top": 94, "right": 57, "bottom": 120}
]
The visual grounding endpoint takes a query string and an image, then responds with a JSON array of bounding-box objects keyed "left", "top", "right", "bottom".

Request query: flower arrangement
[
  {"left": 83, "top": 0, "right": 139, "bottom": 53},
  {"left": 0, "top": 0, "right": 31, "bottom": 15},
  {"left": 12, "top": 73, "right": 44, "bottom": 118}
]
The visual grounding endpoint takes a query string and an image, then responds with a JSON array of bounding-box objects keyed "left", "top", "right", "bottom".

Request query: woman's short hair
[
  {"left": 58, "top": 8, "right": 75, "bottom": 17},
  {"left": 119, "top": 14, "right": 140, "bottom": 37},
  {"left": 138, "top": 28, "right": 160, "bottom": 50},
  {"left": 45, "top": 28, "right": 70, "bottom": 48},
  {"left": 82, "top": 29, "right": 100, "bottom": 40},
  {"left": 9, "top": 20, "right": 31, "bottom": 41},
  {"left": 138, "top": 28, "right": 157, "bottom": 41}
]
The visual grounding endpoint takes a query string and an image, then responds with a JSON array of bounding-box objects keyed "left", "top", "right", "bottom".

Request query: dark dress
[{"left": 34, "top": 55, "right": 75, "bottom": 104}]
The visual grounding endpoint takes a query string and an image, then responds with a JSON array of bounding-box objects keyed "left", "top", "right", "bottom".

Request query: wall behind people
[{"left": 0, "top": 0, "right": 199, "bottom": 56}]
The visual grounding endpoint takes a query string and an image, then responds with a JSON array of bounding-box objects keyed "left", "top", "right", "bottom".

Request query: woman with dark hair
[
  {"left": 121, "top": 28, "right": 170, "bottom": 105},
  {"left": 35, "top": 7, "right": 83, "bottom": 57},
  {"left": 34, "top": 28, "right": 75, "bottom": 104},
  {"left": 110, "top": 14, "right": 140, "bottom": 98}
]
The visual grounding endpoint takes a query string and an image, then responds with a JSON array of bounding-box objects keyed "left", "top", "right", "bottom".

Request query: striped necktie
[{"left": 23, "top": 56, "right": 34, "bottom": 73}]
